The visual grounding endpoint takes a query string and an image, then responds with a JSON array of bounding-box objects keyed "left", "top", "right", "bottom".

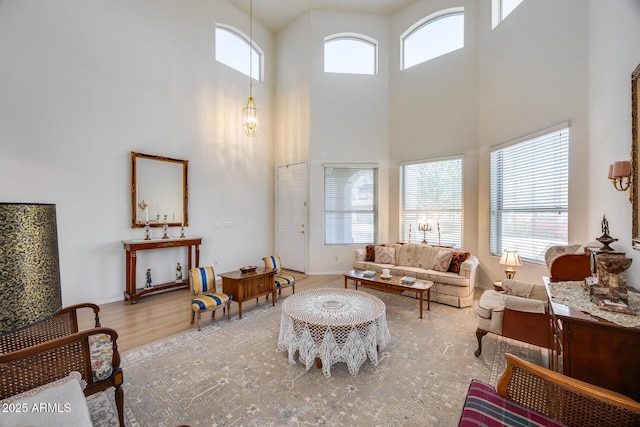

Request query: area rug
[{"left": 111, "top": 279, "right": 541, "bottom": 427}]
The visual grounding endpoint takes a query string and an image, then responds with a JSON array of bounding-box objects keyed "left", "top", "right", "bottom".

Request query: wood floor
[{"left": 84, "top": 274, "right": 337, "bottom": 352}]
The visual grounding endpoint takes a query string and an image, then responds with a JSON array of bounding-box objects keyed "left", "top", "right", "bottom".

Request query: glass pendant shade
[{"left": 243, "top": 96, "right": 258, "bottom": 136}]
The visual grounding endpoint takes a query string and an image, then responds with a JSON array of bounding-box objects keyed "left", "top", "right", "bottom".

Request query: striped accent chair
[
  {"left": 189, "top": 266, "right": 232, "bottom": 331},
  {"left": 263, "top": 255, "right": 296, "bottom": 297}
]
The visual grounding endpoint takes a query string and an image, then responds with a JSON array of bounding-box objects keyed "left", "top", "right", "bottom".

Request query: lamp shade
[
  {"left": 499, "top": 250, "right": 522, "bottom": 267},
  {"left": 0, "top": 203, "right": 62, "bottom": 334},
  {"left": 612, "top": 161, "right": 631, "bottom": 178}
]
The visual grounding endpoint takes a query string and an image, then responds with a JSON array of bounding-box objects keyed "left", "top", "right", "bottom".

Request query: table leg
[
  {"left": 427, "top": 288, "right": 431, "bottom": 310},
  {"left": 316, "top": 357, "right": 322, "bottom": 369},
  {"left": 344, "top": 277, "right": 348, "bottom": 289},
  {"left": 238, "top": 302, "right": 243, "bottom": 319},
  {"left": 419, "top": 291, "right": 424, "bottom": 319}
]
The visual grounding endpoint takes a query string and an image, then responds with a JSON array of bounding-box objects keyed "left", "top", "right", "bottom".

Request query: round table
[{"left": 277, "top": 288, "right": 391, "bottom": 378}]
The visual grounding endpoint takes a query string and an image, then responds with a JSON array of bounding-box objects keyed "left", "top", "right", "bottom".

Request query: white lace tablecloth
[
  {"left": 548, "top": 281, "right": 640, "bottom": 328},
  {"left": 278, "top": 288, "right": 391, "bottom": 378}
]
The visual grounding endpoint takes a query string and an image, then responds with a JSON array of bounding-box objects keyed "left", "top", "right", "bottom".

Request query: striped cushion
[
  {"left": 192, "top": 293, "right": 232, "bottom": 312},
  {"left": 190, "top": 266, "right": 216, "bottom": 294},
  {"left": 458, "top": 380, "right": 564, "bottom": 427},
  {"left": 263, "top": 255, "right": 282, "bottom": 275},
  {"left": 274, "top": 273, "right": 295, "bottom": 288}
]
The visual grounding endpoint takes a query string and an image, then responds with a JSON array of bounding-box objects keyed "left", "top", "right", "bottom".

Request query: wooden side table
[
  {"left": 122, "top": 236, "right": 202, "bottom": 303},
  {"left": 219, "top": 267, "right": 276, "bottom": 319}
]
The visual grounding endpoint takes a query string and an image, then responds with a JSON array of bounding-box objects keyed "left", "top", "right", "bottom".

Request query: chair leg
[
  {"left": 190, "top": 311, "right": 195, "bottom": 325},
  {"left": 211, "top": 310, "right": 216, "bottom": 319},
  {"left": 115, "top": 384, "right": 125, "bottom": 427},
  {"left": 226, "top": 304, "right": 230, "bottom": 319},
  {"left": 475, "top": 328, "right": 488, "bottom": 357},
  {"left": 196, "top": 312, "right": 202, "bottom": 331}
]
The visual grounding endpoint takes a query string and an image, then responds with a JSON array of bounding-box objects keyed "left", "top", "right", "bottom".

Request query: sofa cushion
[
  {"left": 431, "top": 249, "right": 454, "bottom": 272},
  {"left": 458, "top": 380, "right": 564, "bottom": 427},
  {"left": 448, "top": 251, "right": 471, "bottom": 274},
  {"left": 417, "top": 270, "right": 470, "bottom": 287},
  {"left": 374, "top": 245, "right": 396, "bottom": 264}
]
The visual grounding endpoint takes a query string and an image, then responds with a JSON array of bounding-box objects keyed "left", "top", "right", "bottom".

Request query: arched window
[
  {"left": 324, "top": 34, "right": 377, "bottom": 75},
  {"left": 215, "top": 24, "right": 262, "bottom": 81},
  {"left": 492, "top": 0, "right": 524, "bottom": 28},
  {"left": 401, "top": 8, "right": 464, "bottom": 70}
]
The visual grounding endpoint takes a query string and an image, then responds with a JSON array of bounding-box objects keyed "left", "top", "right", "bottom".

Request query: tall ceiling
[{"left": 226, "top": 0, "right": 416, "bottom": 32}]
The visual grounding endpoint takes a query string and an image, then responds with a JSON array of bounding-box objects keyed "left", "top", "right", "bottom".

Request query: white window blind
[
  {"left": 490, "top": 126, "right": 569, "bottom": 263},
  {"left": 324, "top": 166, "right": 377, "bottom": 245},
  {"left": 400, "top": 157, "right": 463, "bottom": 247}
]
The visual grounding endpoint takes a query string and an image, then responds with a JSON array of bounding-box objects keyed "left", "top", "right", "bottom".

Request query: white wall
[
  {"left": 475, "top": 0, "right": 590, "bottom": 286},
  {"left": 0, "top": 0, "right": 276, "bottom": 305},
  {"left": 307, "top": 11, "right": 390, "bottom": 273},
  {"left": 588, "top": 0, "right": 640, "bottom": 287},
  {"left": 388, "top": 0, "right": 480, "bottom": 256}
]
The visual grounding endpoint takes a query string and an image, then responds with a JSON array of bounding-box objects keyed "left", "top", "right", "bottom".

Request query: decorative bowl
[{"left": 239, "top": 265, "right": 257, "bottom": 274}]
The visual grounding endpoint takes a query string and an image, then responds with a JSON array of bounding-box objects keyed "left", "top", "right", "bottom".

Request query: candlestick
[
  {"left": 144, "top": 221, "right": 151, "bottom": 240},
  {"left": 162, "top": 215, "right": 169, "bottom": 239}
]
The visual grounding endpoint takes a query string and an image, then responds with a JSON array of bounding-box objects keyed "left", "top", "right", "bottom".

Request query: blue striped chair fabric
[
  {"left": 263, "top": 255, "right": 296, "bottom": 296},
  {"left": 189, "top": 266, "right": 232, "bottom": 331}
]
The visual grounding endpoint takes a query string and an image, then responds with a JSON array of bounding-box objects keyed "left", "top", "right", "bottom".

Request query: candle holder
[
  {"left": 144, "top": 221, "right": 151, "bottom": 240},
  {"left": 180, "top": 224, "right": 186, "bottom": 238},
  {"left": 156, "top": 214, "right": 160, "bottom": 224},
  {"left": 418, "top": 222, "right": 432, "bottom": 244},
  {"left": 162, "top": 215, "right": 169, "bottom": 239}
]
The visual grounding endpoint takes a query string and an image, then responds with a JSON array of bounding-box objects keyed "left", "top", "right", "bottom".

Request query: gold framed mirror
[
  {"left": 632, "top": 63, "right": 640, "bottom": 248},
  {"left": 131, "top": 152, "right": 188, "bottom": 228}
]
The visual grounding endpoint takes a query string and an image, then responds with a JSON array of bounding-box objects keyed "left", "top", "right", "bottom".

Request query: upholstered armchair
[
  {"left": 474, "top": 279, "right": 551, "bottom": 357},
  {"left": 189, "top": 266, "right": 232, "bottom": 331},
  {"left": 263, "top": 255, "right": 296, "bottom": 297}
]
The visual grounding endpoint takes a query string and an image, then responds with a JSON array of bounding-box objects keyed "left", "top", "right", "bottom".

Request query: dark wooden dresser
[
  {"left": 544, "top": 277, "right": 640, "bottom": 401},
  {"left": 220, "top": 267, "right": 275, "bottom": 319}
]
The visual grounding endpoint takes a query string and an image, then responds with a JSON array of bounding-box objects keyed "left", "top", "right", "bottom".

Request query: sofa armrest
[
  {"left": 459, "top": 255, "right": 478, "bottom": 276},
  {"left": 354, "top": 248, "right": 366, "bottom": 262}
]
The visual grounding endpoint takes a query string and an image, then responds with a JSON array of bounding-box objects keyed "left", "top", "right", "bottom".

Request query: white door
[{"left": 277, "top": 162, "right": 307, "bottom": 272}]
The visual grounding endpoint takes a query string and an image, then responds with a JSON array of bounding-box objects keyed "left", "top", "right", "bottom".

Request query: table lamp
[
  {"left": 499, "top": 250, "right": 522, "bottom": 279},
  {"left": 0, "top": 203, "right": 62, "bottom": 334}
]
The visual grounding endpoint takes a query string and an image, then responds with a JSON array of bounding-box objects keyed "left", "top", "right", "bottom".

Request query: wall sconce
[
  {"left": 499, "top": 250, "right": 522, "bottom": 279},
  {"left": 608, "top": 160, "right": 631, "bottom": 192}
]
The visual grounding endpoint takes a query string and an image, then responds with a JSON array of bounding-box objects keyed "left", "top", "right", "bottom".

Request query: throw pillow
[
  {"left": 365, "top": 244, "right": 377, "bottom": 261},
  {"left": 448, "top": 251, "right": 471, "bottom": 274},
  {"left": 374, "top": 245, "right": 395, "bottom": 265},
  {"left": 431, "top": 249, "right": 454, "bottom": 272}
]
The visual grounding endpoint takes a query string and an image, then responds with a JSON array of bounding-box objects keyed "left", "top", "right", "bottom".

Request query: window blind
[
  {"left": 400, "top": 157, "right": 463, "bottom": 247},
  {"left": 324, "top": 167, "right": 377, "bottom": 245},
  {"left": 490, "top": 126, "right": 569, "bottom": 263}
]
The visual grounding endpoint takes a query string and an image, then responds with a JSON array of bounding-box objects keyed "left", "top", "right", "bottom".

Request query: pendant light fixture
[{"left": 242, "top": 0, "right": 258, "bottom": 136}]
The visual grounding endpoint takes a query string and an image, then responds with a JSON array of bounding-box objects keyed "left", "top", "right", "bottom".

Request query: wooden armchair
[
  {"left": 474, "top": 279, "right": 551, "bottom": 357},
  {"left": 0, "top": 303, "right": 124, "bottom": 427},
  {"left": 459, "top": 354, "right": 640, "bottom": 426},
  {"left": 498, "top": 354, "right": 640, "bottom": 426}
]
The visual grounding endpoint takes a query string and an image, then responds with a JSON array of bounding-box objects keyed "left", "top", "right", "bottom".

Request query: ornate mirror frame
[
  {"left": 131, "top": 152, "right": 189, "bottom": 228},
  {"left": 632, "top": 64, "right": 640, "bottom": 248}
]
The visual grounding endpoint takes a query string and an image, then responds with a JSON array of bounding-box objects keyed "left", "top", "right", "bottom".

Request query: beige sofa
[{"left": 353, "top": 243, "right": 479, "bottom": 307}]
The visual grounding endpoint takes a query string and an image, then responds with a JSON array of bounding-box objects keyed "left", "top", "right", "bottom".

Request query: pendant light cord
[{"left": 249, "top": 0, "right": 253, "bottom": 98}]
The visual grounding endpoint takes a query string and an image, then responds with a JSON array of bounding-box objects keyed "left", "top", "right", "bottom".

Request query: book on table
[
  {"left": 362, "top": 270, "right": 376, "bottom": 277},
  {"left": 401, "top": 276, "right": 415, "bottom": 284}
]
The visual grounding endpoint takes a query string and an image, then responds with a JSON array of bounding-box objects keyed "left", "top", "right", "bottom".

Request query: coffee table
[
  {"left": 278, "top": 288, "right": 391, "bottom": 378},
  {"left": 343, "top": 269, "right": 433, "bottom": 318}
]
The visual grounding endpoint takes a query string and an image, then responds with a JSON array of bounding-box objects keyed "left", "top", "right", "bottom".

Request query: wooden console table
[
  {"left": 219, "top": 267, "right": 275, "bottom": 319},
  {"left": 123, "top": 236, "right": 202, "bottom": 303},
  {"left": 545, "top": 277, "right": 640, "bottom": 401}
]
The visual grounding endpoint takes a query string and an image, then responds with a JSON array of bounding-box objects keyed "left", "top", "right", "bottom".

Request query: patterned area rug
[{"left": 90, "top": 279, "right": 541, "bottom": 426}]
